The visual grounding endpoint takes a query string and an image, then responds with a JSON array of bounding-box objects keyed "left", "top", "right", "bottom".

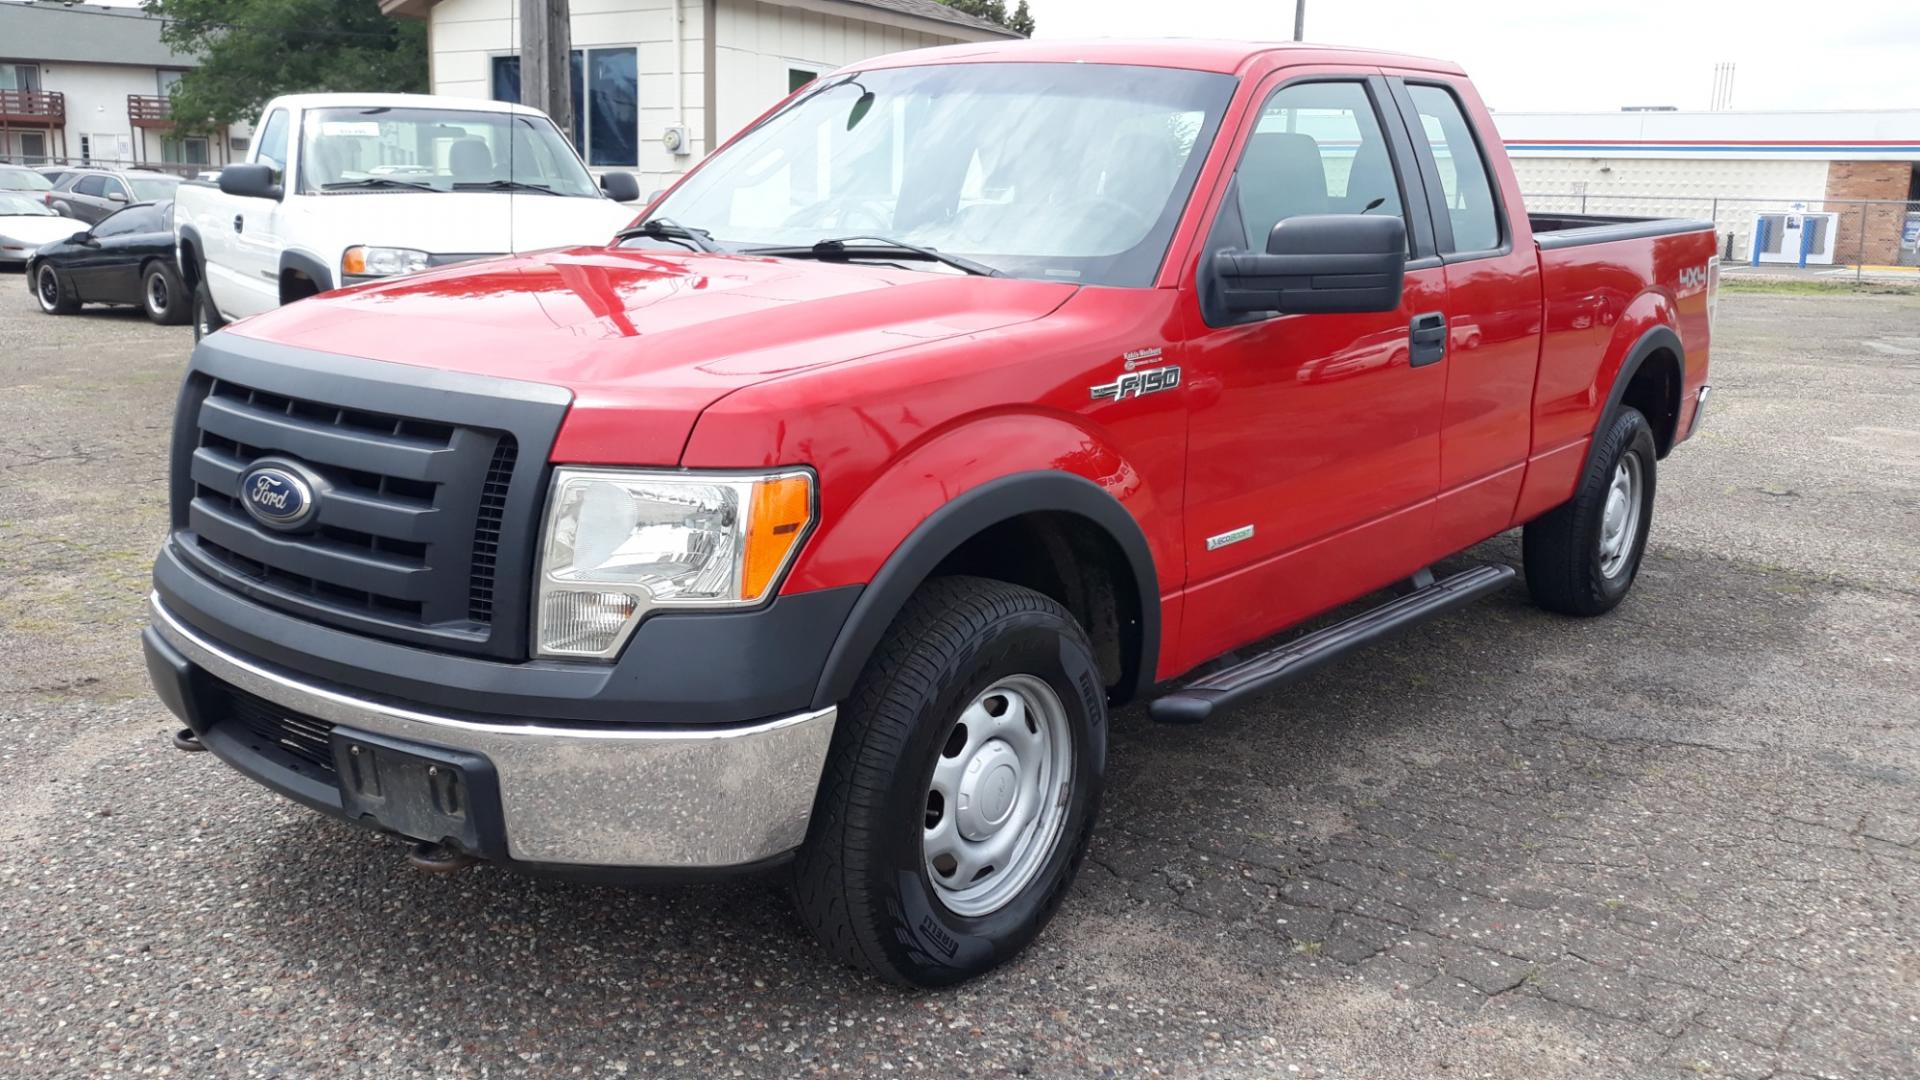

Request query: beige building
[{"left": 381, "top": 0, "right": 1018, "bottom": 192}]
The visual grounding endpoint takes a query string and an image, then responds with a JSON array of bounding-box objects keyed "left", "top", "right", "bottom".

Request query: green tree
[
  {"left": 939, "top": 0, "right": 1035, "bottom": 36},
  {"left": 139, "top": 0, "right": 428, "bottom": 132}
]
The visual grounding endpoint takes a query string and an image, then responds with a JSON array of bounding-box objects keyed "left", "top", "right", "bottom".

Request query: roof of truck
[
  {"left": 260, "top": 93, "right": 546, "bottom": 117},
  {"left": 850, "top": 38, "right": 1467, "bottom": 77}
]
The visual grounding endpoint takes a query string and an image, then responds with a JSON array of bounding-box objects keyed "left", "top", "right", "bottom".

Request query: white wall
[
  {"left": 426, "top": 0, "right": 990, "bottom": 191},
  {"left": 26, "top": 60, "right": 246, "bottom": 167},
  {"left": 1513, "top": 156, "right": 1835, "bottom": 260},
  {"left": 428, "top": 0, "right": 708, "bottom": 191},
  {"left": 711, "top": 0, "right": 964, "bottom": 149}
]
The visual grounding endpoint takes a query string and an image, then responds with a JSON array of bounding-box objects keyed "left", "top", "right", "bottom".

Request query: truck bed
[{"left": 1528, "top": 212, "right": 1717, "bottom": 251}]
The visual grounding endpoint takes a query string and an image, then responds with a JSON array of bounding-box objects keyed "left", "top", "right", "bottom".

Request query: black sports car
[{"left": 27, "top": 199, "right": 191, "bottom": 325}]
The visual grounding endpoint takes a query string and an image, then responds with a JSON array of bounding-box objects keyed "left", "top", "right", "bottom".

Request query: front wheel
[
  {"left": 143, "top": 261, "right": 190, "bottom": 325},
  {"left": 1523, "top": 406, "right": 1658, "bottom": 616},
  {"left": 793, "top": 576, "right": 1107, "bottom": 988},
  {"left": 34, "top": 263, "right": 79, "bottom": 315}
]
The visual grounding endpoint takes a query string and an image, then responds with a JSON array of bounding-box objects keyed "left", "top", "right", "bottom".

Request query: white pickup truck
[{"left": 178, "top": 92, "right": 642, "bottom": 337}]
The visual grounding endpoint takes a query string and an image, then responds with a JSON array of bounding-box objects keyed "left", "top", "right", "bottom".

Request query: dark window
[
  {"left": 74, "top": 174, "right": 108, "bottom": 197},
  {"left": 492, "top": 49, "right": 634, "bottom": 167},
  {"left": 94, "top": 204, "right": 163, "bottom": 237},
  {"left": 1404, "top": 83, "right": 1500, "bottom": 254},
  {"left": 1231, "top": 81, "right": 1407, "bottom": 251},
  {"left": 255, "top": 108, "right": 290, "bottom": 172},
  {"left": 788, "top": 68, "right": 817, "bottom": 93}
]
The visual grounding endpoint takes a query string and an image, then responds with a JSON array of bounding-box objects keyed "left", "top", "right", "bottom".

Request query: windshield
[
  {"left": 648, "top": 62, "right": 1236, "bottom": 286},
  {"left": 0, "top": 193, "right": 54, "bottom": 215},
  {"left": 129, "top": 177, "right": 180, "bottom": 201},
  {"left": 0, "top": 170, "right": 52, "bottom": 192},
  {"left": 297, "top": 106, "right": 600, "bottom": 197}
]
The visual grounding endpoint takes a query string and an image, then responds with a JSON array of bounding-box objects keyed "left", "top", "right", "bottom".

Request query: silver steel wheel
[
  {"left": 923, "top": 674, "right": 1074, "bottom": 918},
  {"left": 1597, "top": 451, "right": 1643, "bottom": 579},
  {"left": 146, "top": 271, "right": 169, "bottom": 316},
  {"left": 36, "top": 265, "right": 60, "bottom": 311}
]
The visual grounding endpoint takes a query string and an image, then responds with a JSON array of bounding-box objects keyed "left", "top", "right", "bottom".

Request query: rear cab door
[
  {"left": 1171, "top": 65, "right": 1450, "bottom": 670},
  {"left": 1380, "top": 71, "right": 1545, "bottom": 553}
]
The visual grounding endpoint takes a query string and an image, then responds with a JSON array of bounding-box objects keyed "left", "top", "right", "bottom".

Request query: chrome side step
[{"left": 1148, "top": 564, "right": 1517, "bottom": 724}]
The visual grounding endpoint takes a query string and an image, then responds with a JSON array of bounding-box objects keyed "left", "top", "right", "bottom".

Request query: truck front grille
[
  {"left": 169, "top": 339, "right": 569, "bottom": 660},
  {"left": 222, "top": 683, "right": 338, "bottom": 777}
]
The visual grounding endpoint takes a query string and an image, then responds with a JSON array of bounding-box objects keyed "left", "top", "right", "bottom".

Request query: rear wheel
[
  {"left": 143, "top": 261, "right": 190, "bottom": 325},
  {"left": 793, "top": 576, "right": 1107, "bottom": 988},
  {"left": 1523, "top": 406, "right": 1658, "bottom": 616},
  {"left": 192, "top": 279, "right": 225, "bottom": 341},
  {"left": 34, "top": 263, "right": 78, "bottom": 315}
]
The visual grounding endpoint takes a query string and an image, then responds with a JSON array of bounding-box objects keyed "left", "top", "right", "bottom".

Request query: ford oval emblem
[{"left": 239, "top": 462, "right": 318, "bottom": 531}]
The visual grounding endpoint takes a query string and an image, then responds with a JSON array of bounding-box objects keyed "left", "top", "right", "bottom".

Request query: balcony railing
[
  {"left": 0, "top": 89, "right": 65, "bottom": 125},
  {"left": 128, "top": 95, "right": 174, "bottom": 128}
]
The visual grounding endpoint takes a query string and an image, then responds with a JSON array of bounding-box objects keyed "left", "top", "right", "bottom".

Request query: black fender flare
[
  {"left": 278, "top": 250, "right": 335, "bottom": 298},
  {"left": 1587, "top": 324, "right": 1683, "bottom": 471},
  {"left": 809, "top": 470, "right": 1162, "bottom": 710},
  {"left": 176, "top": 225, "right": 205, "bottom": 287}
]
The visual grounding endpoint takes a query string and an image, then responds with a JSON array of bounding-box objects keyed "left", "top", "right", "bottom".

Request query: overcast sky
[{"left": 1030, "top": 0, "right": 1920, "bottom": 113}]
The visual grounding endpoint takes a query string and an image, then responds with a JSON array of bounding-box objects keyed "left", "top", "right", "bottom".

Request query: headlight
[
  {"left": 341, "top": 245, "right": 430, "bottom": 278},
  {"left": 534, "top": 468, "right": 815, "bottom": 659}
]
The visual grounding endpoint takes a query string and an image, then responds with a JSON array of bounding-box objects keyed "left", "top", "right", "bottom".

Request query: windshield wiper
[
  {"left": 320, "top": 177, "right": 436, "bottom": 192},
  {"left": 613, "top": 216, "right": 722, "bottom": 253},
  {"left": 453, "top": 179, "right": 559, "bottom": 195},
  {"left": 747, "top": 236, "right": 998, "bottom": 277}
]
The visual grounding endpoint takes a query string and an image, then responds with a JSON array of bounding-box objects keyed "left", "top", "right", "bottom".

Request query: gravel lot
[{"left": 0, "top": 274, "right": 1915, "bottom": 1079}]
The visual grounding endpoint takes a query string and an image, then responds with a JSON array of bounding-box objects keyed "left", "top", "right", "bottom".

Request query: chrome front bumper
[{"left": 149, "top": 595, "right": 837, "bottom": 869}]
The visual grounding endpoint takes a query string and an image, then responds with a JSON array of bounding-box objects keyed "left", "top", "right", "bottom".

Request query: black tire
[
  {"left": 793, "top": 576, "right": 1108, "bottom": 988},
  {"left": 34, "top": 263, "right": 79, "bottom": 315},
  {"left": 142, "top": 261, "right": 190, "bottom": 325},
  {"left": 192, "top": 279, "right": 225, "bottom": 341},
  {"left": 1523, "top": 406, "right": 1658, "bottom": 616}
]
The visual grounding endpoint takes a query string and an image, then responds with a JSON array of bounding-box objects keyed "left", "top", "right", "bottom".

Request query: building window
[
  {"left": 789, "top": 68, "right": 818, "bottom": 94},
  {"left": 0, "top": 63, "right": 42, "bottom": 91},
  {"left": 491, "top": 47, "right": 638, "bottom": 168},
  {"left": 163, "top": 136, "right": 211, "bottom": 166},
  {"left": 78, "top": 135, "right": 91, "bottom": 163},
  {"left": 19, "top": 132, "right": 46, "bottom": 164}
]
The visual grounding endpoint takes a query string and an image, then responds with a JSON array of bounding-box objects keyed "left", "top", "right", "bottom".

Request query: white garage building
[
  {"left": 1496, "top": 109, "right": 1920, "bottom": 267},
  {"left": 382, "top": 0, "right": 1019, "bottom": 193}
]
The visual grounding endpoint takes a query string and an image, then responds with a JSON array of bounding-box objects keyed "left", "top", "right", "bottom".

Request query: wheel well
[
  {"left": 280, "top": 268, "right": 320, "bottom": 304},
  {"left": 929, "top": 511, "right": 1143, "bottom": 703},
  {"left": 1622, "top": 348, "right": 1681, "bottom": 456},
  {"left": 178, "top": 239, "right": 200, "bottom": 287}
]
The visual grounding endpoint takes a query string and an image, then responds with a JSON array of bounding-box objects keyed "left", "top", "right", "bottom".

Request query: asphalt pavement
[{"left": 0, "top": 274, "right": 1915, "bottom": 1078}]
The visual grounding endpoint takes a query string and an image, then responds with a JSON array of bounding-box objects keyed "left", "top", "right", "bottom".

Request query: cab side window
[
  {"left": 255, "top": 109, "right": 290, "bottom": 174},
  {"left": 1233, "top": 81, "right": 1406, "bottom": 252},
  {"left": 1404, "top": 84, "right": 1500, "bottom": 254}
]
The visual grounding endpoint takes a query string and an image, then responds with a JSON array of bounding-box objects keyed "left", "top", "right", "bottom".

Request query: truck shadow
[{"left": 231, "top": 529, "right": 1859, "bottom": 1064}]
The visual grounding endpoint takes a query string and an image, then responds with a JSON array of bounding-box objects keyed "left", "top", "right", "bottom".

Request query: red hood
[{"left": 227, "top": 246, "right": 1076, "bottom": 464}]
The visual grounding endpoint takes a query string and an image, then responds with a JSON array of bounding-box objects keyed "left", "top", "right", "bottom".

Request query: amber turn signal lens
[
  {"left": 741, "top": 474, "right": 813, "bottom": 601},
  {"left": 341, "top": 247, "right": 367, "bottom": 276}
]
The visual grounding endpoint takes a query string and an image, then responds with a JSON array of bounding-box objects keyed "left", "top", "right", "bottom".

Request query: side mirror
[
  {"left": 1214, "top": 214, "right": 1407, "bottom": 315},
  {"left": 107, "top": 190, "right": 129, "bottom": 204},
  {"left": 219, "top": 163, "right": 282, "bottom": 200},
  {"left": 76, "top": 231, "right": 99, "bottom": 246},
  {"left": 599, "top": 171, "right": 641, "bottom": 203}
]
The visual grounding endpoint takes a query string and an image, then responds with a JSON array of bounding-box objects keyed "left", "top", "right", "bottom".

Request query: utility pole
[
  {"left": 519, "top": 0, "right": 573, "bottom": 145},
  {"left": 1293, "top": 0, "right": 1305, "bottom": 41}
]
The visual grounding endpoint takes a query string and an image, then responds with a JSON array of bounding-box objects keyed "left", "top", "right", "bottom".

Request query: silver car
[{"left": 46, "top": 169, "right": 181, "bottom": 225}]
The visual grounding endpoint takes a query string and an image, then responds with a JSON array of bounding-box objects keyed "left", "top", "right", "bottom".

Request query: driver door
[{"left": 1173, "top": 73, "right": 1448, "bottom": 669}]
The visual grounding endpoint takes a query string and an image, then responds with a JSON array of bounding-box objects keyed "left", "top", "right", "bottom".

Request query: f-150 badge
[{"left": 1091, "top": 355, "right": 1181, "bottom": 401}]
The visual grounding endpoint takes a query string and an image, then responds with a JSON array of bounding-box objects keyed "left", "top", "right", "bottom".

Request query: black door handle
[
  {"left": 233, "top": 214, "right": 244, "bottom": 233},
  {"left": 1409, "top": 312, "right": 1447, "bottom": 367}
]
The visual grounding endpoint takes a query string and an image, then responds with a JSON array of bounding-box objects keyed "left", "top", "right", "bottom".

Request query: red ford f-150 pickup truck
[{"left": 144, "top": 40, "right": 1716, "bottom": 987}]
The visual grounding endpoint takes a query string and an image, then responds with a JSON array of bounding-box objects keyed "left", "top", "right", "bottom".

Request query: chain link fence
[{"left": 1523, "top": 191, "right": 1920, "bottom": 282}]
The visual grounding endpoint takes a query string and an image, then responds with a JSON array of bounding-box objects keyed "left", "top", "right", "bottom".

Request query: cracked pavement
[{"left": 0, "top": 276, "right": 1916, "bottom": 1078}]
